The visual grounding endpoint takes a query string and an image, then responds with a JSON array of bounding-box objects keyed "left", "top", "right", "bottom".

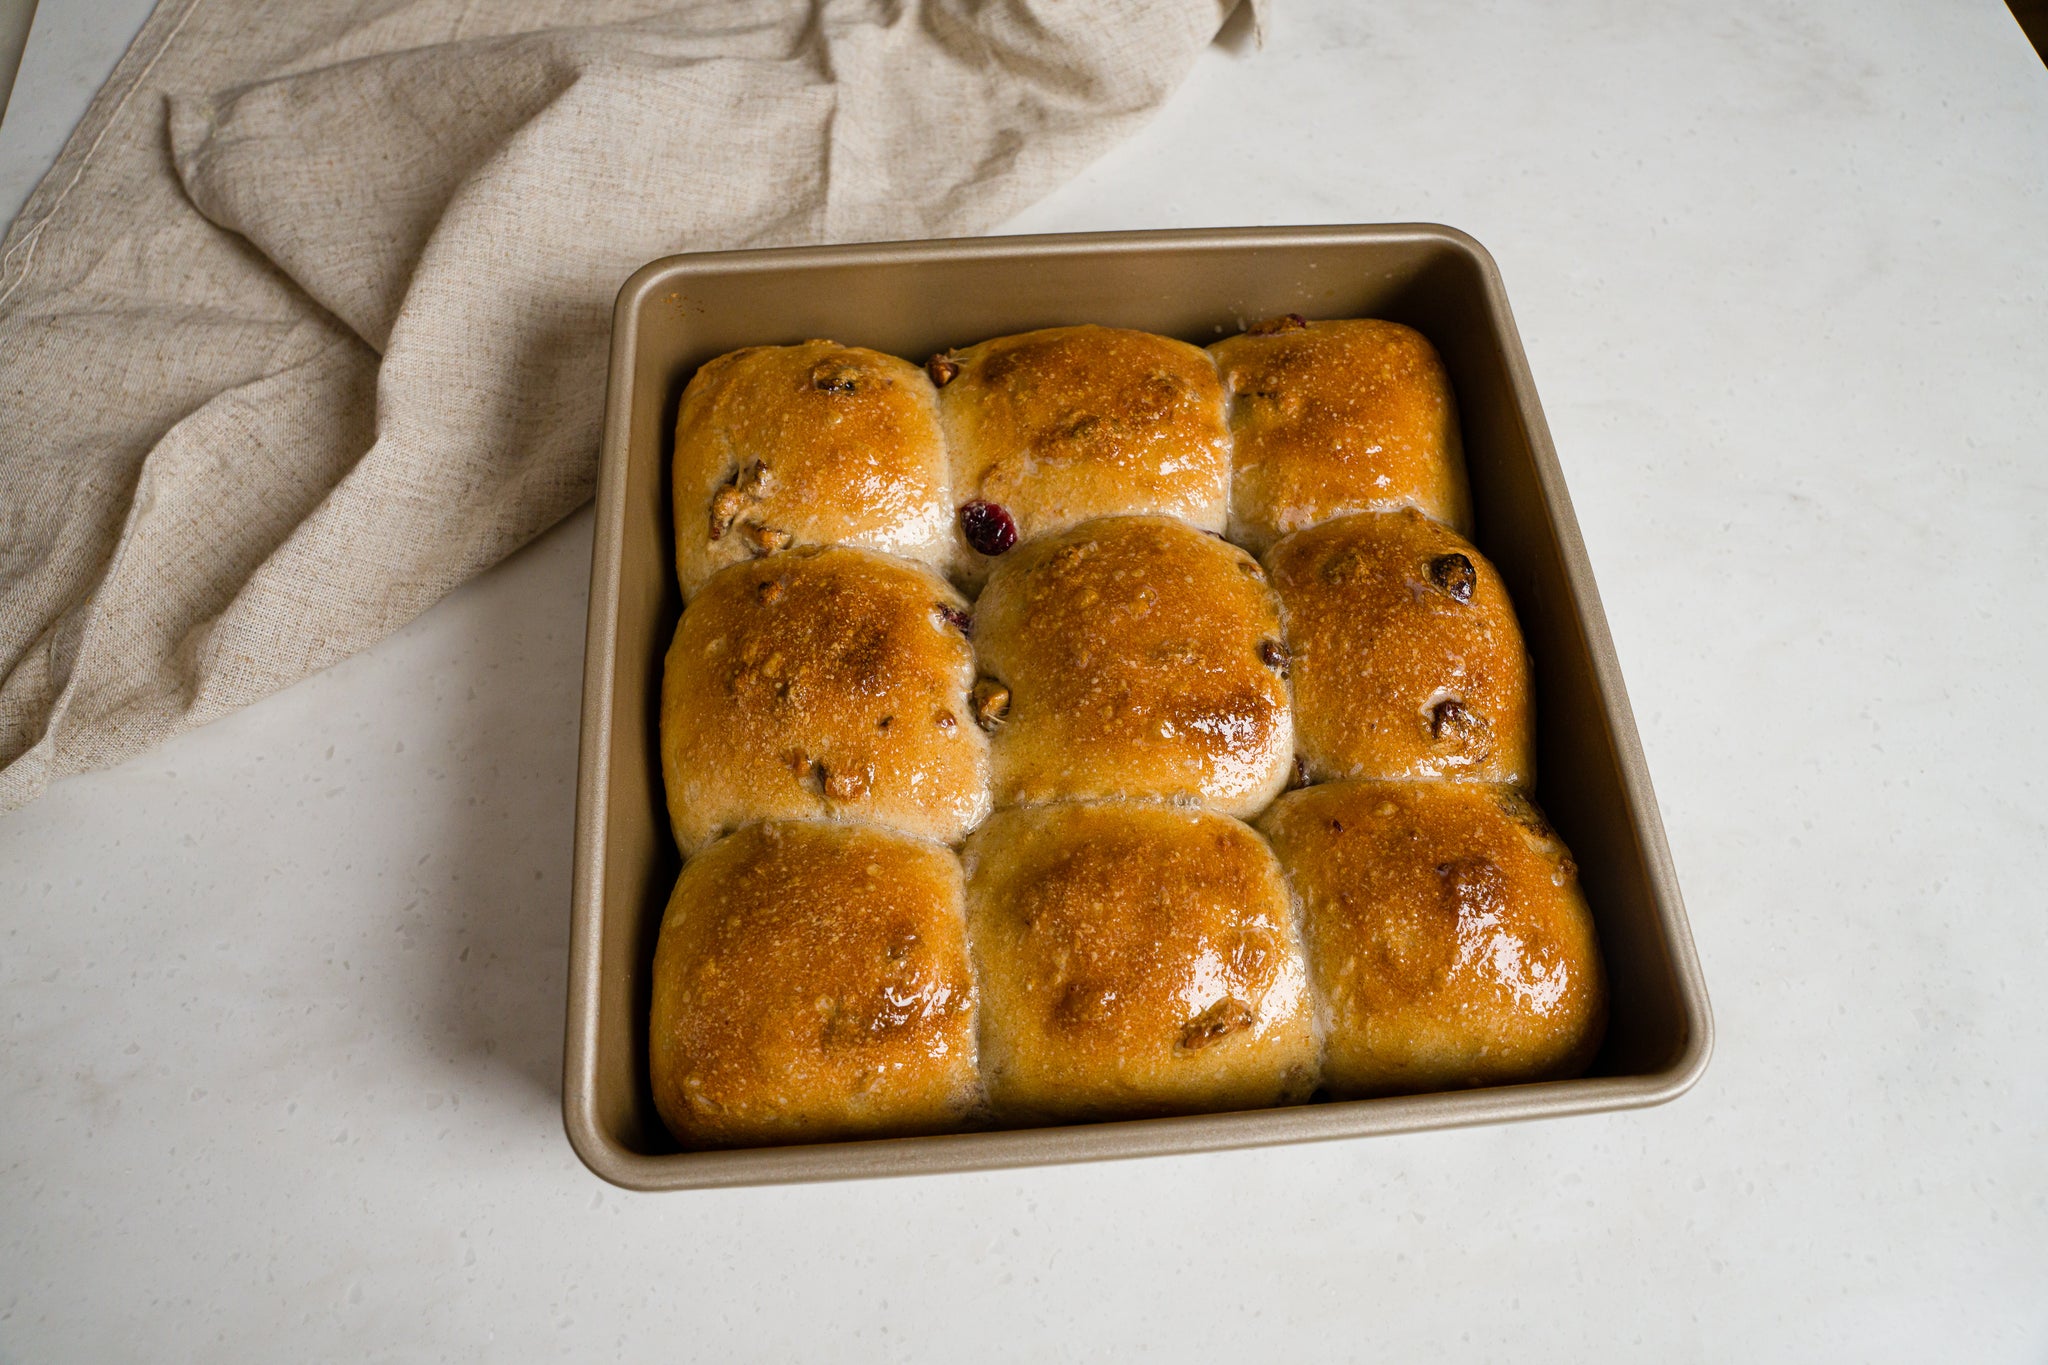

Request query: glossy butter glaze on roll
[
  {"left": 972, "top": 515, "right": 1293, "bottom": 817},
  {"left": 931, "top": 325, "right": 1231, "bottom": 584},
  {"left": 1259, "top": 780, "right": 1605, "bottom": 1099},
  {"left": 660, "top": 546, "right": 989, "bottom": 854},
  {"left": 1211, "top": 316, "right": 1470, "bottom": 553},
  {"left": 672, "top": 340, "right": 952, "bottom": 598},
  {"left": 1269, "top": 508, "right": 1532, "bottom": 785},
  {"left": 963, "top": 802, "right": 1317, "bottom": 1124},
  {"left": 650, "top": 821, "right": 982, "bottom": 1147}
]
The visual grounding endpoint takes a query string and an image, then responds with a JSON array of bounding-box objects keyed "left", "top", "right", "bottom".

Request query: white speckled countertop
[{"left": 4, "top": 1, "right": 2046, "bottom": 1358}]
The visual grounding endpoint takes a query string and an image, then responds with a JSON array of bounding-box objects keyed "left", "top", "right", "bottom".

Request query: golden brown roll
[
  {"left": 672, "top": 340, "right": 952, "bottom": 599},
  {"left": 972, "top": 515, "right": 1293, "bottom": 816},
  {"left": 1211, "top": 316, "right": 1470, "bottom": 553},
  {"left": 650, "top": 821, "right": 982, "bottom": 1147},
  {"left": 1269, "top": 509, "right": 1532, "bottom": 785},
  {"left": 1259, "top": 781, "right": 1605, "bottom": 1098},
  {"left": 962, "top": 802, "right": 1317, "bottom": 1123},
  {"left": 932, "top": 325, "right": 1231, "bottom": 583},
  {"left": 660, "top": 546, "right": 988, "bottom": 854}
]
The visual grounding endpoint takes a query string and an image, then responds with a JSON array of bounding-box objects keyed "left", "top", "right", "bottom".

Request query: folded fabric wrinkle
[{"left": 0, "top": 0, "right": 1255, "bottom": 810}]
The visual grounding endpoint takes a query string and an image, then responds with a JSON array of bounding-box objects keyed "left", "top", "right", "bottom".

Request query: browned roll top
[
  {"left": 672, "top": 340, "right": 952, "bottom": 598},
  {"left": 973, "top": 514, "right": 1294, "bottom": 816},
  {"left": 660, "top": 545, "right": 989, "bottom": 853},
  {"left": 1211, "top": 316, "right": 1469, "bottom": 553},
  {"left": 650, "top": 821, "right": 982, "bottom": 1148},
  {"left": 1260, "top": 780, "right": 1605, "bottom": 1098},
  {"left": 936, "top": 324, "right": 1231, "bottom": 581},
  {"left": 1269, "top": 508, "right": 1532, "bottom": 785},
  {"left": 963, "top": 802, "right": 1316, "bottom": 1123}
]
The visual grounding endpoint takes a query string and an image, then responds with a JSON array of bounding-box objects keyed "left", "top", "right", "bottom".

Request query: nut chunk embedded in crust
[
  {"left": 660, "top": 546, "right": 989, "bottom": 853},
  {"left": 650, "top": 821, "right": 982, "bottom": 1148},
  {"left": 1211, "top": 316, "right": 1469, "bottom": 554},
  {"left": 935, "top": 325, "right": 1230, "bottom": 583},
  {"left": 963, "top": 802, "right": 1316, "bottom": 1124},
  {"left": 973, "top": 515, "right": 1294, "bottom": 817},
  {"left": 1259, "top": 780, "right": 1605, "bottom": 1099},
  {"left": 1268, "top": 509, "right": 1532, "bottom": 786},
  {"left": 672, "top": 340, "right": 952, "bottom": 599}
]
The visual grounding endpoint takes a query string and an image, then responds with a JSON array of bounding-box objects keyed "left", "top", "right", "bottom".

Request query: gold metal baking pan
[{"left": 565, "top": 225, "right": 1713, "bottom": 1191}]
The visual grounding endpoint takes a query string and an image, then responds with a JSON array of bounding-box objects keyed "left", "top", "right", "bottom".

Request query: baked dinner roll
[
  {"left": 972, "top": 515, "right": 1293, "bottom": 816},
  {"left": 1269, "top": 509, "right": 1532, "bottom": 785},
  {"left": 962, "top": 802, "right": 1317, "bottom": 1123},
  {"left": 1211, "top": 316, "right": 1470, "bottom": 553},
  {"left": 1259, "top": 781, "right": 1605, "bottom": 1098},
  {"left": 931, "top": 325, "right": 1230, "bottom": 584},
  {"left": 672, "top": 340, "right": 951, "bottom": 598},
  {"left": 650, "top": 821, "right": 981, "bottom": 1147},
  {"left": 660, "top": 546, "right": 988, "bottom": 853}
]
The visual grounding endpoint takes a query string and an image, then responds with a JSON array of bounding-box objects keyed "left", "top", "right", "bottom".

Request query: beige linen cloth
[{"left": 0, "top": 0, "right": 1251, "bottom": 810}]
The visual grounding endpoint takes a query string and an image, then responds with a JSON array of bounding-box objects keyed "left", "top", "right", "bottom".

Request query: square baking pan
[{"left": 565, "top": 224, "right": 1713, "bottom": 1191}]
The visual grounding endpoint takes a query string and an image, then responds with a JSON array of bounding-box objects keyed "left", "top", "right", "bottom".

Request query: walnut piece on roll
[
  {"left": 963, "top": 802, "right": 1317, "bottom": 1125},
  {"left": 650, "top": 821, "right": 982, "bottom": 1148},
  {"left": 660, "top": 545, "right": 989, "bottom": 854},
  {"left": 1211, "top": 316, "right": 1470, "bottom": 554},
  {"left": 1268, "top": 508, "right": 1532, "bottom": 786},
  {"left": 1260, "top": 780, "right": 1605, "bottom": 1099},
  {"left": 973, "top": 514, "right": 1294, "bottom": 817},
  {"left": 934, "top": 324, "right": 1230, "bottom": 584},
  {"left": 672, "top": 340, "right": 953, "bottom": 599}
]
